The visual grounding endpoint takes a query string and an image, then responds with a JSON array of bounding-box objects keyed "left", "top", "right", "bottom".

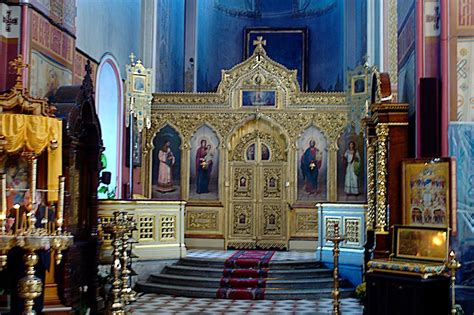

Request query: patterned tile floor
[
  {"left": 127, "top": 293, "right": 364, "bottom": 314},
  {"left": 186, "top": 249, "right": 317, "bottom": 261}
]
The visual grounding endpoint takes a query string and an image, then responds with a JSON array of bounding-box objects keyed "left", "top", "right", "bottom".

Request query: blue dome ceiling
[{"left": 213, "top": 0, "right": 338, "bottom": 19}]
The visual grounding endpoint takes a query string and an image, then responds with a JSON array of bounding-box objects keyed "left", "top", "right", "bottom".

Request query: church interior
[{"left": 0, "top": 0, "right": 473, "bottom": 314}]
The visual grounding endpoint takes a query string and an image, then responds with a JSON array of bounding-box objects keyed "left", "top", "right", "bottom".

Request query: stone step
[
  {"left": 135, "top": 281, "right": 354, "bottom": 300},
  {"left": 164, "top": 265, "right": 333, "bottom": 279},
  {"left": 178, "top": 257, "right": 322, "bottom": 269},
  {"left": 148, "top": 273, "right": 342, "bottom": 289}
]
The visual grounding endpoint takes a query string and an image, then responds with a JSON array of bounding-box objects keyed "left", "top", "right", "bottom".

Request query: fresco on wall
[
  {"left": 189, "top": 125, "right": 220, "bottom": 200},
  {"left": 337, "top": 126, "right": 365, "bottom": 202},
  {"left": 151, "top": 125, "right": 181, "bottom": 200},
  {"left": 29, "top": 50, "right": 72, "bottom": 98},
  {"left": 5, "top": 155, "right": 29, "bottom": 209},
  {"left": 297, "top": 126, "right": 328, "bottom": 201},
  {"left": 456, "top": 39, "right": 474, "bottom": 122}
]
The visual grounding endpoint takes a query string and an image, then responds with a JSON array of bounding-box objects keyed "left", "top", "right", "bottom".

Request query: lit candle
[
  {"left": 29, "top": 156, "right": 37, "bottom": 209},
  {"left": 57, "top": 176, "right": 65, "bottom": 233},
  {"left": 14, "top": 203, "right": 20, "bottom": 232},
  {"left": 0, "top": 173, "right": 6, "bottom": 222},
  {"left": 42, "top": 206, "right": 48, "bottom": 229},
  {"left": 21, "top": 212, "right": 27, "bottom": 231}
]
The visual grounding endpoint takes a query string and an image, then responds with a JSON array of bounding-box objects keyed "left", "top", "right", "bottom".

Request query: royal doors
[{"left": 227, "top": 131, "right": 288, "bottom": 249}]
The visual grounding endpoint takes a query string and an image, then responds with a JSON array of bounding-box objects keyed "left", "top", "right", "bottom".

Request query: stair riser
[
  {"left": 136, "top": 283, "right": 353, "bottom": 301},
  {"left": 136, "top": 283, "right": 217, "bottom": 299},
  {"left": 164, "top": 267, "right": 333, "bottom": 279},
  {"left": 149, "top": 276, "right": 339, "bottom": 290},
  {"left": 178, "top": 260, "right": 322, "bottom": 270},
  {"left": 164, "top": 267, "right": 223, "bottom": 278}
]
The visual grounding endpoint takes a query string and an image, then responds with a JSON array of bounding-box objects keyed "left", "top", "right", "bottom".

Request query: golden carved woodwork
[
  {"left": 366, "top": 139, "right": 376, "bottom": 230},
  {"left": 263, "top": 167, "right": 282, "bottom": 199},
  {"left": 187, "top": 211, "right": 218, "bottom": 231},
  {"left": 296, "top": 213, "right": 318, "bottom": 234},
  {"left": 256, "top": 240, "right": 287, "bottom": 250},
  {"left": 227, "top": 240, "right": 257, "bottom": 249},
  {"left": 233, "top": 167, "right": 253, "bottom": 199},
  {"left": 262, "top": 204, "right": 282, "bottom": 236},
  {"left": 232, "top": 204, "right": 253, "bottom": 236},
  {"left": 146, "top": 111, "right": 348, "bottom": 151},
  {"left": 375, "top": 124, "right": 389, "bottom": 232},
  {"left": 145, "top": 42, "right": 372, "bottom": 248}
]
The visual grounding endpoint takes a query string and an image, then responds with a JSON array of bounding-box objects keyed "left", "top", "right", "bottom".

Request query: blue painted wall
[
  {"left": 156, "top": 0, "right": 186, "bottom": 92},
  {"left": 449, "top": 123, "right": 474, "bottom": 313},
  {"left": 397, "top": 0, "right": 416, "bottom": 155},
  {"left": 76, "top": 0, "right": 142, "bottom": 78},
  {"left": 196, "top": 0, "right": 358, "bottom": 92}
]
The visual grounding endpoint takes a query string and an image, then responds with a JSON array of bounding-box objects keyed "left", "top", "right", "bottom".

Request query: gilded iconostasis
[{"left": 140, "top": 42, "right": 371, "bottom": 248}]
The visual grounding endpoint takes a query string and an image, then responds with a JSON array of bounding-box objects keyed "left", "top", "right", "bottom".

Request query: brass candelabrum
[
  {"left": 102, "top": 211, "right": 137, "bottom": 315},
  {"left": 0, "top": 174, "right": 73, "bottom": 315},
  {"left": 446, "top": 250, "right": 461, "bottom": 315},
  {"left": 326, "top": 222, "right": 345, "bottom": 315}
]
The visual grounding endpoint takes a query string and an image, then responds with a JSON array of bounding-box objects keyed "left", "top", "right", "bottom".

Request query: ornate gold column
[
  {"left": 366, "top": 138, "right": 376, "bottom": 230},
  {"left": 181, "top": 142, "right": 190, "bottom": 200},
  {"left": 375, "top": 124, "right": 389, "bottom": 232},
  {"left": 327, "top": 141, "right": 338, "bottom": 201},
  {"left": 288, "top": 142, "right": 297, "bottom": 204}
]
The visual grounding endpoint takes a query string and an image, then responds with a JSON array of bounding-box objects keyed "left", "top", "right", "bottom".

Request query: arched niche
[
  {"left": 150, "top": 124, "right": 182, "bottom": 200},
  {"left": 337, "top": 125, "right": 366, "bottom": 202},
  {"left": 296, "top": 126, "right": 328, "bottom": 201},
  {"left": 189, "top": 124, "right": 220, "bottom": 200}
]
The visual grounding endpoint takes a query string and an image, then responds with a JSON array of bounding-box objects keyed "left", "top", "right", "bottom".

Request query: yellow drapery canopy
[{"left": 0, "top": 113, "right": 62, "bottom": 201}]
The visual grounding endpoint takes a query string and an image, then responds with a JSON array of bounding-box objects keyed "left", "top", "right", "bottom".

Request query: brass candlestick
[
  {"left": 17, "top": 235, "right": 50, "bottom": 315},
  {"left": 13, "top": 174, "right": 72, "bottom": 315},
  {"left": 103, "top": 211, "right": 128, "bottom": 315},
  {"left": 326, "top": 222, "right": 345, "bottom": 315},
  {"left": 0, "top": 233, "right": 15, "bottom": 270},
  {"left": 120, "top": 212, "right": 137, "bottom": 304},
  {"left": 446, "top": 250, "right": 461, "bottom": 315},
  {"left": 52, "top": 233, "right": 74, "bottom": 265}
]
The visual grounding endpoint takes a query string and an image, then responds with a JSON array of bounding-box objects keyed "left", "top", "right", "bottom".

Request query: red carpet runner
[{"left": 216, "top": 250, "right": 275, "bottom": 300}]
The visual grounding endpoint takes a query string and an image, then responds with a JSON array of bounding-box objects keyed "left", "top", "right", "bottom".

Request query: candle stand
[
  {"left": 0, "top": 175, "right": 73, "bottom": 315},
  {"left": 101, "top": 211, "right": 137, "bottom": 315},
  {"left": 326, "top": 222, "right": 345, "bottom": 315}
]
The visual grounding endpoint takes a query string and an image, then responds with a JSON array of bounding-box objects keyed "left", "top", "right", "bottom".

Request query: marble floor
[
  {"left": 127, "top": 293, "right": 364, "bottom": 314},
  {"left": 127, "top": 250, "right": 363, "bottom": 314},
  {"left": 186, "top": 249, "right": 317, "bottom": 261}
]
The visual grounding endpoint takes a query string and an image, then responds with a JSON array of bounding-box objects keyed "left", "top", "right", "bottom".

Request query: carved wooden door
[{"left": 227, "top": 134, "right": 287, "bottom": 249}]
